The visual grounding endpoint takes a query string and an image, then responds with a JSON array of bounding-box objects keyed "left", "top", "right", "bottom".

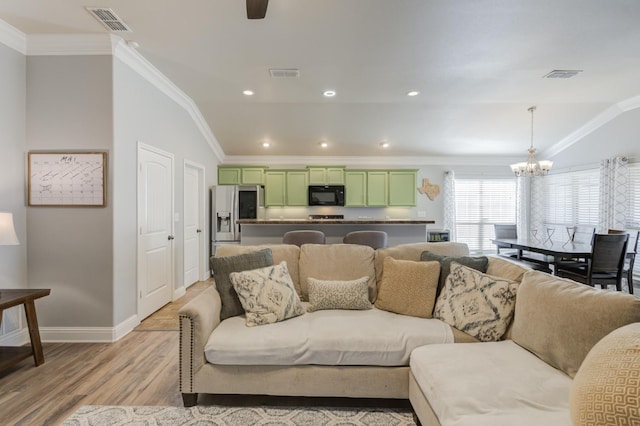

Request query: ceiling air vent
[
  {"left": 269, "top": 69, "right": 300, "bottom": 78},
  {"left": 543, "top": 69, "right": 583, "bottom": 79},
  {"left": 86, "top": 7, "right": 132, "bottom": 32}
]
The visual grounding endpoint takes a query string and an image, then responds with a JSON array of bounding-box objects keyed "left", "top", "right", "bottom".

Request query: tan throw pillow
[
  {"left": 433, "top": 262, "right": 519, "bottom": 342},
  {"left": 374, "top": 258, "right": 440, "bottom": 318},
  {"left": 485, "top": 255, "right": 531, "bottom": 282},
  {"left": 307, "top": 277, "right": 372, "bottom": 312},
  {"left": 570, "top": 323, "right": 640, "bottom": 425},
  {"left": 511, "top": 271, "right": 640, "bottom": 378},
  {"left": 229, "top": 261, "right": 305, "bottom": 327},
  {"left": 299, "top": 244, "right": 376, "bottom": 302}
]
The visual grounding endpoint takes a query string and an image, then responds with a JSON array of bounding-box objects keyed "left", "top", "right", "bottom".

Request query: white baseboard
[
  {"left": 40, "top": 315, "right": 139, "bottom": 343},
  {"left": 0, "top": 328, "right": 29, "bottom": 346},
  {"left": 173, "top": 286, "right": 186, "bottom": 300}
]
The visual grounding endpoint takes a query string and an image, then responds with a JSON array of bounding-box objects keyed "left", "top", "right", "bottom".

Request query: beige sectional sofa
[{"left": 178, "top": 241, "right": 640, "bottom": 425}]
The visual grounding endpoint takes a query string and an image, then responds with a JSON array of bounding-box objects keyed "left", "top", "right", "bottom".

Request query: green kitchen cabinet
[
  {"left": 308, "top": 167, "right": 345, "bottom": 185},
  {"left": 286, "top": 170, "right": 309, "bottom": 206},
  {"left": 264, "top": 171, "right": 286, "bottom": 206},
  {"left": 218, "top": 166, "right": 265, "bottom": 185},
  {"left": 366, "top": 171, "right": 388, "bottom": 206},
  {"left": 388, "top": 170, "right": 418, "bottom": 206},
  {"left": 344, "top": 170, "right": 367, "bottom": 207}
]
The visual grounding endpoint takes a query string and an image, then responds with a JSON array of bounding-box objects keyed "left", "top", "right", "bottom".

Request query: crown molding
[
  {"left": 222, "top": 155, "right": 522, "bottom": 167},
  {"left": 113, "top": 38, "right": 225, "bottom": 162},
  {"left": 0, "top": 19, "right": 27, "bottom": 54},
  {"left": 545, "top": 95, "right": 640, "bottom": 158},
  {"left": 27, "top": 33, "right": 118, "bottom": 55}
]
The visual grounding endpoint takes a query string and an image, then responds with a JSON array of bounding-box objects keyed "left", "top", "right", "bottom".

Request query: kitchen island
[{"left": 237, "top": 219, "right": 436, "bottom": 246}]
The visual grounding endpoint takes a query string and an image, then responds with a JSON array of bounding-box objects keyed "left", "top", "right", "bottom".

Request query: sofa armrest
[{"left": 179, "top": 286, "right": 221, "bottom": 394}]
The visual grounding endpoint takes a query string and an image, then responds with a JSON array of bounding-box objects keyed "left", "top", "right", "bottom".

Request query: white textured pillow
[
  {"left": 433, "top": 262, "right": 519, "bottom": 342},
  {"left": 307, "top": 276, "right": 372, "bottom": 312},
  {"left": 229, "top": 261, "right": 305, "bottom": 327}
]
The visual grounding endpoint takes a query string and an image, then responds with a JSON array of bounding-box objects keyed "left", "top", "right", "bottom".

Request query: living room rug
[{"left": 62, "top": 405, "right": 417, "bottom": 425}]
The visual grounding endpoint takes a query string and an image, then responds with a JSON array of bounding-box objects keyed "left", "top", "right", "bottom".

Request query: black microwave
[{"left": 308, "top": 185, "right": 345, "bottom": 206}]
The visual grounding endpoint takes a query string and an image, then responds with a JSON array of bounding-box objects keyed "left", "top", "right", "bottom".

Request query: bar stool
[
  {"left": 282, "top": 230, "right": 326, "bottom": 246},
  {"left": 343, "top": 231, "right": 388, "bottom": 249}
]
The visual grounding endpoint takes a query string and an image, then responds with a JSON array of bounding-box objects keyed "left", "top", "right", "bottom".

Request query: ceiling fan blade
[{"left": 247, "top": 0, "right": 268, "bottom": 19}]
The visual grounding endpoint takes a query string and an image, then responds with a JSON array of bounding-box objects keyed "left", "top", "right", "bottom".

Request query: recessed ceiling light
[
  {"left": 262, "top": 141, "right": 270, "bottom": 148},
  {"left": 243, "top": 90, "right": 254, "bottom": 96},
  {"left": 323, "top": 90, "right": 336, "bottom": 97},
  {"left": 407, "top": 91, "right": 420, "bottom": 97},
  {"left": 380, "top": 142, "right": 390, "bottom": 148},
  {"left": 319, "top": 142, "right": 329, "bottom": 148}
]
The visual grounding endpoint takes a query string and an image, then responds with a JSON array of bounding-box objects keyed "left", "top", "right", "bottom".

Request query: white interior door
[
  {"left": 183, "top": 161, "right": 205, "bottom": 287},
  {"left": 137, "top": 143, "right": 174, "bottom": 320}
]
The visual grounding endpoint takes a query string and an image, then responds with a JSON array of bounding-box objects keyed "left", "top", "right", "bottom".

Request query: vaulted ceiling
[{"left": 2, "top": 0, "right": 640, "bottom": 160}]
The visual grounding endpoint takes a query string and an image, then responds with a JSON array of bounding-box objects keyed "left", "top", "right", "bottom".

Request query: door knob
[
  {"left": 168, "top": 235, "right": 175, "bottom": 240},
  {"left": 196, "top": 229, "right": 202, "bottom": 233}
]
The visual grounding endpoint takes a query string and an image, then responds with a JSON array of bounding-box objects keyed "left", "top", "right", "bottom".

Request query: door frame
[
  {"left": 137, "top": 142, "right": 176, "bottom": 320},
  {"left": 183, "top": 159, "right": 207, "bottom": 286}
]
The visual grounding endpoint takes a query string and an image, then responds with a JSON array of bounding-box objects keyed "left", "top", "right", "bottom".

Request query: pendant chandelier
[{"left": 510, "top": 106, "right": 553, "bottom": 177}]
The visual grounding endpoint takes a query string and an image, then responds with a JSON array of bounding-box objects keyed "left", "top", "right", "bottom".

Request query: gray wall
[
  {"left": 0, "top": 43, "right": 27, "bottom": 290},
  {"left": 112, "top": 58, "right": 220, "bottom": 324},
  {"left": 26, "top": 55, "right": 114, "bottom": 327}
]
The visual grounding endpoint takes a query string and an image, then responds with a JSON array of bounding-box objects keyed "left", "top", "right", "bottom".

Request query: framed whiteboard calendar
[{"left": 28, "top": 152, "right": 107, "bottom": 207}]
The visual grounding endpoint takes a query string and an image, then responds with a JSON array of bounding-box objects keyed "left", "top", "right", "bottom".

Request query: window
[
  {"left": 541, "top": 169, "right": 599, "bottom": 227},
  {"left": 454, "top": 178, "right": 516, "bottom": 253},
  {"left": 628, "top": 164, "right": 640, "bottom": 229}
]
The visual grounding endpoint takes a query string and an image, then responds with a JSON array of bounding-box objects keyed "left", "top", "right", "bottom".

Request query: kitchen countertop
[{"left": 237, "top": 219, "right": 435, "bottom": 224}]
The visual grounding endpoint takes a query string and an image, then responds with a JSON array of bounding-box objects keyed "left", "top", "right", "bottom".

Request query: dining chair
[
  {"left": 609, "top": 229, "right": 639, "bottom": 294},
  {"left": 554, "top": 226, "right": 596, "bottom": 270},
  {"left": 282, "top": 230, "right": 326, "bottom": 246},
  {"left": 343, "top": 230, "right": 388, "bottom": 249},
  {"left": 556, "top": 233, "right": 629, "bottom": 291},
  {"left": 493, "top": 224, "right": 518, "bottom": 258}
]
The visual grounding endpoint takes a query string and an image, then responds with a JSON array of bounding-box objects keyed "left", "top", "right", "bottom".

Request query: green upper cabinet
[
  {"left": 388, "top": 170, "right": 418, "bottom": 206},
  {"left": 286, "top": 170, "right": 309, "bottom": 206},
  {"left": 344, "top": 170, "right": 367, "bottom": 207},
  {"left": 264, "top": 171, "right": 286, "bottom": 206},
  {"left": 366, "top": 171, "right": 388, "bottom": 206},
  {"left": 218, "top": 166, "right": 265, "bottom": 185},
  {"left": 307, "top": 166, "right": 345, "bottom": 185}
]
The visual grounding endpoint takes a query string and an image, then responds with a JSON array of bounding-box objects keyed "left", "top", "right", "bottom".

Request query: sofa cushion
[
  {"left": 374, "top": 242, "right": 469, "bottom": 285},
  {"left": 205, "top": 307, "right": 454, "bottom": 366},
  {"left": 570, "top": 323, "right": 640, "bottom": 425},
  {"left": 210, "top": 248, "right": 274, "bottom": 320},
  {"left": 229, "top": 261, "right": 305, "bottom": 327},
  {"left": 410, "top": 341, "right": 573, "bottom": 426},
  {"left": 420, "top": 251, "right": 489, "bottom": 295},
  {"left": 374, "top": 258, "right": 440, "bottom": 318},
  {"left": 511, "top": 271, "right": 640, "bottom": 378},
  {"left": 299, "top": 244, "right": 376, "bottom": 302},
  {"left": 215, "top": 244, "right": 302, "bottom": 297},
  {"left": 486, "top": 255, "right": 531, "bottom": 282},
  {"left": 307, "top": 276, "right": 372, "bottom": 312},
  {"left": 433, "top": 262, "right": 519, "bottom": 342}
]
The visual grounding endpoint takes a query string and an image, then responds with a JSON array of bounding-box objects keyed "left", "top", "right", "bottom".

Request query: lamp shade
[{"left": 0, "top": 212, "right": 20, "bottom": 245}]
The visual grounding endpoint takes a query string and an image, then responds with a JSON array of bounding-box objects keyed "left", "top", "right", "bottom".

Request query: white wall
[
  {"left": 26, "top": 55, "right": 115, "bottom": 327},
  {"left": 0, "top": 43, "right": 27, "bottom": 289},
  {"left": 112, "top": 58, "right": 220, "bottom": 324}
]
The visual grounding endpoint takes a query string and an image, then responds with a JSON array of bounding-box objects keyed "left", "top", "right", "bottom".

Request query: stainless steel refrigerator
[{"left": 210, "top": 185, "right": 264, "bottom": 256}]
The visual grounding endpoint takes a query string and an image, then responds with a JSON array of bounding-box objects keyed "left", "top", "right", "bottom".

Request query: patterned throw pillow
[
  {"left": 374, "top": 258, "right": 441, "bottom": 318},
  {"left": 210, "top": 249, "right": 273, "bottom": 320},
  {"left": 433, "top": 262, "right": 519, "bottom": 342},
  {"left": 229, "top": 261, "right": 305, "bottom": 327},
  {"left": 307, "top": 276, "right": 372, "bottom": 312},
  {"left": 420, "top": 251, "right": 489, "bottom": 296}
]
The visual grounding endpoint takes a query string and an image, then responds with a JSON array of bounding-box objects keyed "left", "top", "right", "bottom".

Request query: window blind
[
  {"left": 628, "top": 164, "right": 640, "bottom": 229},
  {"left": 454, "top": 178, "right": 516, "bottom": 253},
  {"left": 541, "top": 169, "right": 600, "bottom": 227}
]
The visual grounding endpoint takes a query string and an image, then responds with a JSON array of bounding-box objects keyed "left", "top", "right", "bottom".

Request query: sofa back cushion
[
  {"left": 299, "top": 244, "right": 376, "bottom": 302},
  {"left": 486, "top": 256, "right": 531, "bottom": 282},
  {"left": 374, "top": 242, "right": 469, "bottom": 285},
  {"left": 511, "top": 271, "right": 640, "bottom": 378},
  {"left": 215, "top": 244, "right": 302, "bottom": 297}
]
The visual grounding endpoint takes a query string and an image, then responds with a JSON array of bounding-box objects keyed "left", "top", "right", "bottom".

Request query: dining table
[{"left": 491, "top": 238, "right": 593, "bottom": 275}]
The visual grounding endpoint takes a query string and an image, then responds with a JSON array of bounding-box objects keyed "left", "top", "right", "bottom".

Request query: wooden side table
[{"left": 0, "top": 289, "right": 51, "bottom": 372}]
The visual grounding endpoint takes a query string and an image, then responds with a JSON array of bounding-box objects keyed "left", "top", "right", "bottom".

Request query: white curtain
[
  {"left": 443, "top": 170, "right": 456, "bottom": 241},
  {"left": 516, "top": 176, "right": 530, "bottom": 240},
  {"left": 599, "top": 156, "right": 629, "bottom": 232}
]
